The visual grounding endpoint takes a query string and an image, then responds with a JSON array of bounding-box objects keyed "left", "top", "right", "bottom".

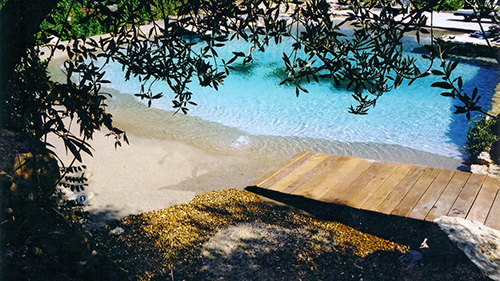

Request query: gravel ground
[{"left": 92, "top": 189, "right": 490, "bottom": 281}]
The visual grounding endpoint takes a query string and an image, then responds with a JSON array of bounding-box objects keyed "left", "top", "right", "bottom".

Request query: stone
[
  {"left": 470, "top": 164, "right": 489, "bottom": 175},
  {"left": 419, "top": 238, "right": 429, "bottom": 249},
  {"left": 398, "top": 250, "right": 423, "bottom": 268},
  {"left": 418, "top": 237, "right": 432, "bottom": 257},
  {"left": 477, "top": 151, "right": 493, "bottom": 165},
  {"left": 434, "top": 216, "right": 500, "bottom": 281},
  {"left": 488, "top": 164, "right": 500, "bottom": 179},
  {"left": 110, "top": 227, "right": 124, "bottom": 235}
]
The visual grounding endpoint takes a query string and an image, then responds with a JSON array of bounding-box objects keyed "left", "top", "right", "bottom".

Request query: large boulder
[
  {"left": 477, "top": 151, "right": 494, "bottom": 165},
  {"left": 470, "top": 164, "right": 489, "bottom": 175},
  {"left": 435, "top": 216, "right": 500, "bottom": 281}
]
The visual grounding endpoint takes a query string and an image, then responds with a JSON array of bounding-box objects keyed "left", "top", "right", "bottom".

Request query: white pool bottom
[
  {"left": 100, "top": 38, "right": 499, "bottom": 160},
  {"left": 106, "top": 91, "right": 466, "bottom": 171}
]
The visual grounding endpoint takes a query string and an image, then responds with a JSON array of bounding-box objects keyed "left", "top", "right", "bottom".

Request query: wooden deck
[{"left": 252, "top": 151, "right": 500, "bottom": 230}]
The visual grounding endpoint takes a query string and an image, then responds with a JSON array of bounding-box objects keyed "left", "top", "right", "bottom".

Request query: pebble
[
  {"left": 398, "top": 250, "right": 423, "bottom": 268},
  {"left": 113, "top": 189, "right": 409, "bottom": 279},
  {"left": 110, "top": 227, "right": 124, "bottom": 235}
]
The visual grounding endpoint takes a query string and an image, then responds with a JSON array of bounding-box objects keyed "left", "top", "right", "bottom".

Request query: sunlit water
[
  {"left": 97, "top": 35, "right": 499, "bottom": 161},
  {"left": 43, "top": 33, "right": 498, "bottom": 171}
]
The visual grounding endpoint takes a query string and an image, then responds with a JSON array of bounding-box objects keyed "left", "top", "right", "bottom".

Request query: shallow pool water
[{"left": 100, "top": 36, "right": 499, "bottom": 160}]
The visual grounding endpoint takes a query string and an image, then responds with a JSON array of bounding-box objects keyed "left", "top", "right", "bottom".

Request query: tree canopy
[
  {"left": 1, "top": 0, "right": 499, "bottom": 279},
  {"left": 0, "top": 0, "right": 496, "bottom": 162},
  {"left": 0, "top": 0, "right": 498, "bottom": 173}
]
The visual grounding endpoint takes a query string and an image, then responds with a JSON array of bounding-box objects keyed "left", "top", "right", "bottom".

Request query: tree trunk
[{"left": 0, "top": 0, "right": 61, "bottom": 127}]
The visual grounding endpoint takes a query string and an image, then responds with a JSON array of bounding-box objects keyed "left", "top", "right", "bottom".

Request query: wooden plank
[
  {"left": 315, "top": 158, "right": 375, "bottom": 203},
  {"left": 448, "top": 174, "right": 487, "bottom": 218},
  {"left": 347, "top": 162, "right": 401, "bottom": 209},
  {"left": 269, "top": 153, "right": 335, "bottom": 193},
  {"left": 485, "top": 189, "right": 500, "bottom": 229},
  {"left": 292, "top": 156, "right": 359, "bottom": 198},
  {"left": 408, "top": 169, "right": 455, "bottom": 220},
  {"left": 305, "top": 157, "right": 368, "bottom": 199},
  {"left": 254, "top": 151, "right": 315, "bottom": 188},
  {"left": 425, "top": 172, "right": 471, "bottom": 221},
  {"left": 392, "top": 167, "right": 441, "bottom": 217},
  {"left": 333, "top": 161, "right": 389, "bottom": 205},
  {"left": 374, "top": 165, "right": 426, "bottom": 215},
  {"left": 467, "top": 176, "right": 500, "bottom": 224},
  {"left": 253, "top": 152, "right": 500, "bottom": 230},
  {"left": 361, "top": 164, "right": 414, "bottom": 211}
]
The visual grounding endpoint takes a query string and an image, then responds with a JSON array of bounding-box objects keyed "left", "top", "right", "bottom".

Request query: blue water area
[{"left": 101, "top": 36, "right": 499, "bottom": 159}]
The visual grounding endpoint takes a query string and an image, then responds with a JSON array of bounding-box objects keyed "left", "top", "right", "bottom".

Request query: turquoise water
[{"left": 101, "top": 37, "right": 499, "bottom": 159}]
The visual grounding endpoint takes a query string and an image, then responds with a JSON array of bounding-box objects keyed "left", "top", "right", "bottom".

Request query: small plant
[
  {"left": 58, "top": 165, "right": 88, "bottom": 192},
  {"left": 54, "top": 165, "right": 91, "bottom": 222},
  {"left": 465, "top": 116, "right": 499, "bottom": 162}
]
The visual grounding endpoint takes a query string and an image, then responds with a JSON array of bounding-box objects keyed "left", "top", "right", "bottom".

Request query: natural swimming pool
[{"left": 100, "top": 36, "right": 500, "bottom": 163}]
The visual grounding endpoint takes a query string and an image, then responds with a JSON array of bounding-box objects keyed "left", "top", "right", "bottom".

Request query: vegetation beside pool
[
  {"left": 466, "top": 115, "right": 499, "bottom": 162},
  {"left": 31, "top": 0, "right": 473, "bottom": 42},
  {"left": 37, "top": 0, "right": 181, "bottom": 40}
]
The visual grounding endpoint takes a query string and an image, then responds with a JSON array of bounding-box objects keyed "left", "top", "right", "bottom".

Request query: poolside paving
[
  {"left": 251, "top": 151, "right": 500, "bottom": 230},
  {"left": 422, "top": 11, "right": 496, "bottom": 32}
]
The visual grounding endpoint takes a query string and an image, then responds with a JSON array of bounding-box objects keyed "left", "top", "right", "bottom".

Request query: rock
[
  {"left": 83, "top": 168, "right": 94, "bottom": 180},
  {"left": 418, "top": 237, "right": 432, "bottom": 257},
  {"left": 470, "top": 164, "right": 489, "bottom": 175},
  {"left": 398, "top": 250, "right": 423, "bottom": 268},
  {"left": 477, "top": 151, "right": 493, "bottom": 165},
  {"left": 110, "top": 227, "right": 124, "bottom": 235},
  {"left": 419, "top": 238, "right": 429, "bottom": 249},
  {"left": 57, "top": 186, "right": 91, "bottom": 205},
  {"left": 48, "top": 36, "right": 59, "bottom": 44},
  {"left": 434, "top": 216, "right": 500, "bottom": 281},
  {"left": 488, "top": 164, "right": 500, "bottom": 179},
  {"left": 107, "top": 4, "right": 118, "bottom": 12}
]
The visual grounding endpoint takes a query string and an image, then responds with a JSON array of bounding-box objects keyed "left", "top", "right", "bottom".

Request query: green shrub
[
  {"left": 412, "top": 0, "right": 465, "bottom": 11},
  {"left": 38, "top": 0, "right": 182, "bottom": 41},
  {"left": 465, "top": 116, "right": 499, "bottom": 161}
]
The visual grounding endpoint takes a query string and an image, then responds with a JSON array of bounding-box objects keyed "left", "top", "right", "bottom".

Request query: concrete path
[{"left": 426, "top": 11, "right": 496, "bottom": 32}]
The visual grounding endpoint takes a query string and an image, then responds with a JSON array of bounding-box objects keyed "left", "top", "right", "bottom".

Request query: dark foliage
[
  {"left": 0, "top": 130, "right": 127, "bottom": 280},
  {"left": 1, "top": 0, "right": 497, "bottom": 165},
  {"left": 0, "top": 0, "right": 499, "bottom": 279}
]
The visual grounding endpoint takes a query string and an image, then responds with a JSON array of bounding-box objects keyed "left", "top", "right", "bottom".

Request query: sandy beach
[
  {"left": 47, "top": 85, "right": 300, "bottom": 227},
  {"left": 50, "top": 113, "right": 282, "bottom": 227},
  {"left": 47, "top": 88, "right": 468, "bottom": 228}
]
